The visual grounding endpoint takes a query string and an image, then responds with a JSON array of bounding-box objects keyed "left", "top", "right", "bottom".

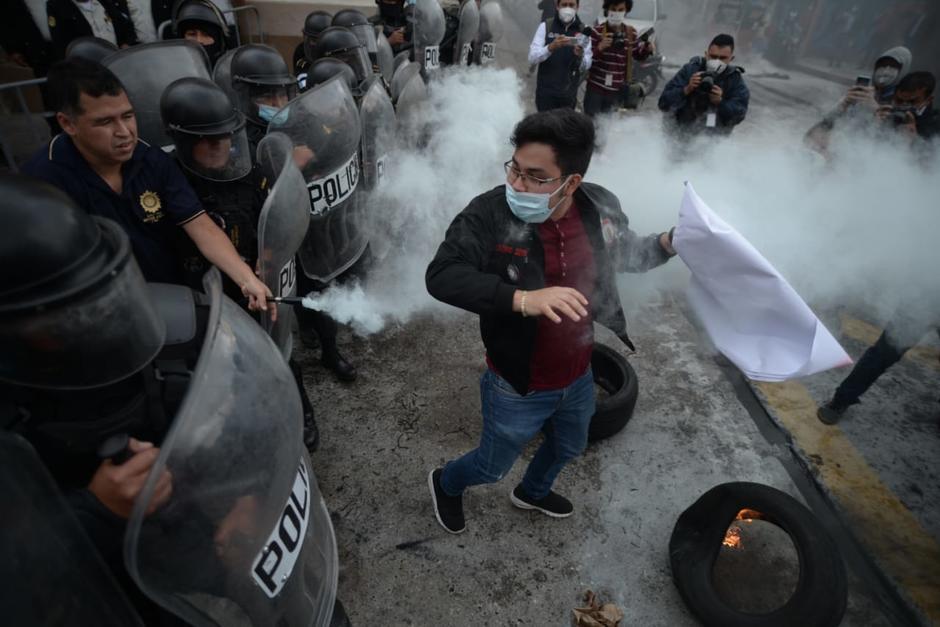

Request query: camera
[
  {"left": 697, "top": 72, "right": 717, "bottom": 95},
  {"left": 612, "top": 31, "right": 626, "bottom": 50},
  {"left": 889, "top": 107, "right": 914, "bottom": 126}
]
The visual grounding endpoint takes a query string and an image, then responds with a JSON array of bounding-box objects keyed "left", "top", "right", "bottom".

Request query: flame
[
  {"left": 722, "top": 509, "right": 763, "bottom": 549},
  {"left": 723, "top": 525, "right": 743, "bottom": 549}
]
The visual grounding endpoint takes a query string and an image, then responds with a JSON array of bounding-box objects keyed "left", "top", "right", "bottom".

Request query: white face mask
[
  {"left": 607, "top": 11, "right": 625, "bottom": 26},
  {"left": 558, "top": 7, "right": 577, "bottom": 23},
  {"left": 705, "top": 58, "right": 727, "bottom": 74},
  {"left": 873, "top": 66, "right": 900, "bottom": 87}
]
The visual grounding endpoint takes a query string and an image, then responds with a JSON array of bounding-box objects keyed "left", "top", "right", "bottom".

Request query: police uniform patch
[
  {"left": 48, "top": 16, "right": 56, "bottom": 28},
  {"left": 140, "top": 191, "right": 165, "bottom": 223},
  {"left": 506, "top": 263, "right": 520, "bottom": 283}
]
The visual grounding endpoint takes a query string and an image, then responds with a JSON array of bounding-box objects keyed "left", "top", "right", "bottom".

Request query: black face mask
[{"left": 379, "top": 2, "right": 403, "bottom": 20}]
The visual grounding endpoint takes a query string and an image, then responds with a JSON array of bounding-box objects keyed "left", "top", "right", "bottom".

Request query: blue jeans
[{"left": 440, "top": 368, "right": 596, "bottom": 500}]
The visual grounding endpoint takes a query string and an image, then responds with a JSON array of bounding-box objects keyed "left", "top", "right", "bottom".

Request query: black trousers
[
  {"left": 583, "top": 87, "right": 620, "bottom": 117},
  {"left": 833, "top": 331, "right": 906, "bottom": 405},
  {"left": 295, "top": 307, "right": 338, "bottom": 348},
  {"left": 535, "top": 91, "right": 577, "bottom": 112}
]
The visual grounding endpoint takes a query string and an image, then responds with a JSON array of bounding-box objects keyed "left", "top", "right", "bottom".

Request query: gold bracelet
[{"left": 521, "top": 291, "right": 528, "bottom": 318}]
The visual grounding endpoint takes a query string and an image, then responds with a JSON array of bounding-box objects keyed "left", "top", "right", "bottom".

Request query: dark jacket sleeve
[
  {"left": 106, "top": 0, "right": 139, "bottom": 48},
  {"left": 718, "top": 73, "right": 750, "bottom": 127},
  {"left": 425, "top": 197, "right": 517, "bottom": 316},
  {"left": 582, "top": 183, "right": 672, "bottom": 273},
  {"left": 658, "top": 60, "right": 695, "bottom": 112},
  {"left": 66, "top": 488, "right": 127, "bottom": 565}
]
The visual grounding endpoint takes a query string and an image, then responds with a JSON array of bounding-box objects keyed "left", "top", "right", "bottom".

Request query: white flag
[{"left": 673, "top": 183, "right": 852, "bottom": 381}]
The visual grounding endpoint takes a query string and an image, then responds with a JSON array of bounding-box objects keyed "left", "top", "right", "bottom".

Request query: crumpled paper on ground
[{"left": 572, "top": 589, "right": 624, "bottom": 627}]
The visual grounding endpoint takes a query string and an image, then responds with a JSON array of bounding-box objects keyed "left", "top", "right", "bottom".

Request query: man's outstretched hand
[{"left": 514, "top": 287, "right": 589, "bottom": 323}]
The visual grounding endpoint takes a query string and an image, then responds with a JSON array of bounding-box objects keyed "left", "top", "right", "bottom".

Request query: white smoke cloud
[{"left": 309, "top": 61, "right": 939, "bottom": 346}]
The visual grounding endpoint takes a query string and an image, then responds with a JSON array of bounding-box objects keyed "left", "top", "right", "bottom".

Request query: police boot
[{"left": 321, "top": 344, "right": 357, "bottom": 383}]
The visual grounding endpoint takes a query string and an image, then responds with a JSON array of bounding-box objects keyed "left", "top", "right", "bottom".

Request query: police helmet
[
  {"left": 65, "top": 37, "right": 118, "bottom": 64},
  {"left": 306, "top": 58, "right": 358, "bottom": 92},
  {"left": 174, "top": 0, "right": 229, "bottom": 62},
  {"left": 161, "top": 77, "right": 251, "bottom": 181},
  {"left": 314, "top": 26, "right": 372, "bottom": 82},
  {"left": 303, "top": 10, "right": 333, "bottom": 62},
  {"left": 332, "top": 9, "right": 370, "bottom": 28},
  {"left": 230, "top": 45, "right": 299, "bottom": 126},
  {"left": 0, "top": 175, "right": 165, "bottom": 389}
]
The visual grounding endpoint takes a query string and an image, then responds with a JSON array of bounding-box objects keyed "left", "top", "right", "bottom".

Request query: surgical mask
[
  {"left": 505, "top": 177, "right": 571, "bottom": 224},
  {"left": 558, "top": 7, "right": 577, "bottom": 24},
  {"left": 258, "top": 104, "right": 279, "bottom": 123},
  {"left": 873, "top": 66, "right": 900, "bottom": 87},
  {"left": 705, "top": 58, "right": 727, "bottom": 74},
  {"left": 607, "top": 11, "right": 625, "bottom": 26}
]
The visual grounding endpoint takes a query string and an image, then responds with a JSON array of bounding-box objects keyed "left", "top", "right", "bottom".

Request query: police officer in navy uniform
[
  {"left": 528, "top": 0, "right": 593, "bottom": 111},
  {"left": 46, "top": 0, "right": 138, "bottom": 60},
  {"left": 161, "top": 77, "right": 321, "bottom": 448},
  {"left": 21, "top": 59, "right": 274, "bottom": 313},
  {"left": 294, "top": 10, "right": 333, "bottom": 90}
]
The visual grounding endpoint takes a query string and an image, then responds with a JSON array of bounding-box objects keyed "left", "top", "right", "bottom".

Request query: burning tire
[
  {"left": 669, "top": 482, "right": 847, "bottom": 627},
  {"left": 588, "top": 344, "right": 639, "bottom": 442}
]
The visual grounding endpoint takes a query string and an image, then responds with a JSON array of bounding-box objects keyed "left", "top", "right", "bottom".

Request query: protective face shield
[
  {"left": 178, "top": 131, "right": 252, "bottom": 181},
  {"left": 333, "top": 10, "right": 379, "bottom": 64},
  {"left": 504, "top": 176, "right": 572, "bottom": 223},
  {"left": 267, "top": 76, "right": 367, "bottom": 283},
  {"left": 558, "top": 6, "right": 577, "bottom": 23},
  {"left": 255, "top": 132, "right": 310, "bottom": 357},
  {"left": 0, "top": 433, "right": 147, "bottom": 625},
  {"left": 376, "top": 31, "right": 395, "bottom": 82},
  {"left": 0, "top": 176, "right": 164, "bottom": 390},
  {"left": 125, "top": 268, "right": 339, "bottom": 626},
  {"left": 315, "top": 27, "right": 372, "bottom": 83},
  {"left": 104, "top": 40, "right": 212, "bottom": 149},
  {"left": 606, "top": 10, "right": 625, "bottom": 26},
  {"left": 413, "top": 0, "right": 446, "bottom": 73},
  {"left": 454, "top": 0, "right": 480, "bottom": 66},
  {"left": 302, "top": 10, "right": 333, "bottom": 62}
]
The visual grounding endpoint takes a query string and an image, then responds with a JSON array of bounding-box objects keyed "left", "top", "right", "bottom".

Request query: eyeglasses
[{"left": 504, "top": 160, "right": 567, "bottom": 188}]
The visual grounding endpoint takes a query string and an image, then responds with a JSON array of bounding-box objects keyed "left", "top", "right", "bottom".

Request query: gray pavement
[{"left": 297, "top": 293, "right": 892, "bottom": 625}]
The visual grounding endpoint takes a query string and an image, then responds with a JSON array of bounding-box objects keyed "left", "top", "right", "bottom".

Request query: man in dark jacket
[
  {"left": 46, "top": 0, "right": 138, "bottom": 60},
  {"left": 425, "top": 109, "right": 676, "bottom": 534},
  {"left": 528, "top": 0, "right": 593, "bottom": 111},
  {"left": 658, "top": 33, "right": 749, "bottom": 135}
]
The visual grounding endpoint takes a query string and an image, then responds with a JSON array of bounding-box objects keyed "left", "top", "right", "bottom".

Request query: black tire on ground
[
  {"left": 669, "top": 482, "right": 848, "bottom": 627},
  {"left": 588, "top": 343, "right": 639, "bottom": 442}
]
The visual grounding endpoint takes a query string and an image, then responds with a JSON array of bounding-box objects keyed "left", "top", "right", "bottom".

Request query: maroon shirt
[
  {"left": 587, "top": 24, "right": 652, "bottom": 94},
  {"left": 528, "top": 201, "right": 597, "bottom": 390}
]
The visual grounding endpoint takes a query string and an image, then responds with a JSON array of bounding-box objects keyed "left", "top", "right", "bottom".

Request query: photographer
[
  {"left": 584, "top": 0, "right": 653, "bottom": 117},
  {"left": 528, "top": 0, "right": 593, "bottom": 112},
  {"left": 658, "top": 34, "right": 749, "bottom": 135},
  {"left": 875, "top": 71, "right": 939, "bottom": 144}
]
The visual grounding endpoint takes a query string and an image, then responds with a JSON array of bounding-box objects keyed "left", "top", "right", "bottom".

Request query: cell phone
[
  {"left": 855, "top": 75, "right": 871, "bottom": 87},
  {"left": 639, "top": 27, "right": 655, "bottom": 42}
]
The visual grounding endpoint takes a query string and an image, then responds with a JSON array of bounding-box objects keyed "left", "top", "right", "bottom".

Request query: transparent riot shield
[
  {"left": 349, "top": 23, "right": 379, "bottom": 70},
  {"left": 376, "top": 31, "right": 395, "bottom": 83},
  {"left": 454, "top": 0, "right": 480, "bottom": 67},
  {"left": 414, "top": 0, "right": 445, "bottom": 76},
  {"left": 390, "top": 60, "right": 420, "bottom": 105},
  {"left": 267, "top": 76, "right": 367, "bottom": 284},
  {"left": 212, "top": 48, "right": 239, "bottom": 104},
  {"left": 474, "top": 0, "right": 504, "bottom": 65},
  {"left": 0, "top": 433, "right": 144, "bottom": 626},
  {"left": 395, "top": 72, "right": 427, "bottom": 145},
  {"left": 255, "top": 132, "right": 310, "bottom": 359},
  {"left": 125, "top": 269, "right": 338, "bottom": 627},
  {"left": 104, "top": 41, "right": 211, "bottom": 148},
  {"left": 359, "top": 75, "right": 396, "bottom": 191}
]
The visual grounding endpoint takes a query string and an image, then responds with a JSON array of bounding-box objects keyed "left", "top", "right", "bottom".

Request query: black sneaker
[
  {"left": 510, "top": 485, "right": 574, "bottom": 518},
  {"left": 428, "top": 469, "right": 465, "bottom": 534},
  {"left": 817, "top": 398, "right": 849, "bottom": 425}
]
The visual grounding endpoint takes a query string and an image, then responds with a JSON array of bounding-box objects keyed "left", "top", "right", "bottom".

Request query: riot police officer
[
  {"left": 315, "top": 26, "right": 373, "bottom": 86},
  {"left": 295, "top": 10, "right": 333, "bottom": 88},
  {"left": 174, "top": 0, "right": 231, "bottom": 66},
  {"left": 370, "top": 0, "right": 410, "bottom": 53},
  {"left": 160, "top": 77, "right": 322, "bottom": 444},
  {"left": 0, "top": 175, "right": 192, "bottom": 600},
  {"left": 305, "top": 57, "right": 359, "bottom": 93},
  {"left": 333, "top": 9, "right": 380, "bottom": 74},
  {"left": 228, "top": 44, "right": 299, "bottom": 151}
]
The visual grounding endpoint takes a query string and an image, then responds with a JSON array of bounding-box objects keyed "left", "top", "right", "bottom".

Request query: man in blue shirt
[{"left": 22, "top": 59, "right": 273, "bottom": 315}]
